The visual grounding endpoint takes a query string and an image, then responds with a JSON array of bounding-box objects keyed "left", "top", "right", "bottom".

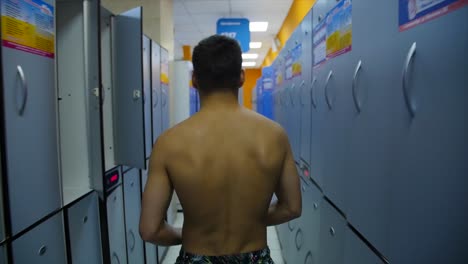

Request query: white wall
[{"left": 169, "top": 61, "right": 192, "bottom": 127}]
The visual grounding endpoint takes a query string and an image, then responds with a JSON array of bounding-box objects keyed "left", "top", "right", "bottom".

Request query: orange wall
[
  {"left": 242, "top": 69, "right": 262, "bottom": 109},
  {"left": 262, "top": 0, "right": 317, "bottom": 67}
]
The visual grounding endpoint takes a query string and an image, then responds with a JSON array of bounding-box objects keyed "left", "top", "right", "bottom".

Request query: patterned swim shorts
[{"left": 174, "top": 247, "right": 274, "bottom": 264}]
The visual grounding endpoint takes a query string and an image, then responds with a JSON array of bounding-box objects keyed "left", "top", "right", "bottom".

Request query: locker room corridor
[{"left": 0, "top": 0, "right": 467, "bottom": 263}]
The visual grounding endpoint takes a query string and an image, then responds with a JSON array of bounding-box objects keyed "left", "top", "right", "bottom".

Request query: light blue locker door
[
  {"left": 387, "top": 5, "right": 468, "bottom": 264},
  {"left": 342, "top": 0, "right": 403, "bottom": 258},
  {"left": 343, "top": 226, "right": 386, "bottom": 264},
  {"left": 12, "top": 213, "right": 66, "bottom": 264},
  {"left": 309, "top": 61, "right": 330, "bottom": 189},
  {"left": 140, "top": 162, "right": 158, "bottom": 264},
  {"left": 112, "top": 7, "right": 146, "bottom": 170},
  {"left": 151, "top": 41, "right": 162, "bottom": 144},
  {"left": 318, "top": 198, "right": 346, "bottom": 264},
  {"left": 161, "top": 47, "right": 170, "bottom": 132},
  {"left": 107, "top": 185, "right": 127, "bottom": 264},
  {"left": 0, "top": 245, "right": 5, "bottom": 264},
  {"left": 301, "top": 182, "right": 322, "bottom": 264},
  {"left": 299, "top": 11, "right": 313, "bottom": 176},
  {"left": 123, "top": 169, "right": 144, "bottom": 264},
  {"left": 315, "top": 0, "right": 356, "bottom": 214},
  {"left": 83, "top": 0, "right": 105, "bottom": 193},
  {"left": 143, "top": 36, "right": 153, "bottom": 159},
  {"left": 67, "top": 191, "right": 102, "bottom": 264},
  {"left": 290, "top": 28, "right": 303, "bottom": 163},
  {"left": 1, "top": 0, "right": 61, "bottom": 235}
]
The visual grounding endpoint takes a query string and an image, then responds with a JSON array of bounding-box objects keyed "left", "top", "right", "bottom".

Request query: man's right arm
[{"left": 266, "top": 129, "right": 302, "bottom": 226}]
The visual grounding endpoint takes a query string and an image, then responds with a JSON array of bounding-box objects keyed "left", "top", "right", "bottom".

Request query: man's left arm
[{"left": 139, "top": 137, "right": 182, "bottom": 246}]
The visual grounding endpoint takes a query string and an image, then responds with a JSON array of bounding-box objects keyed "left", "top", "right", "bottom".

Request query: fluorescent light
[
  {"left": 242, "top": 53, "right": 259, "bottom": 59},
  {"left": 250, "top": 22, "right": 268, "bottom": 32},
  {"left": 242, "top": 61, "right": 256, "bottom": 67},
  {"left": 249, "top": 42, "right": 262, "bottom": 49}
]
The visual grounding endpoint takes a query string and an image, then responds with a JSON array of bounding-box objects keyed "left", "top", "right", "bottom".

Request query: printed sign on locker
[
  {"left": 399, "top": 0, "right": 467, "bottom": 31},
  {"left": 1, "top": 0, "right": 55, "bottom": 58},
  {"left": 216, "top": 18, "right": 250, "bottom": 52}
]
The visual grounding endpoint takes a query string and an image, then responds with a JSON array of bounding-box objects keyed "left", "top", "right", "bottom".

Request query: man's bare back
[
  {"left": 139, "top": 35, "right": 301, "bottom": 261},
  {"left": 164, "top": 105, "right": 289, "bottom": 255}
]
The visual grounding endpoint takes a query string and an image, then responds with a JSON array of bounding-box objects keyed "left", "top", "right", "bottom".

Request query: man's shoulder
[{"left": 242, "top": 108, "right": 285, "bottom": 136}]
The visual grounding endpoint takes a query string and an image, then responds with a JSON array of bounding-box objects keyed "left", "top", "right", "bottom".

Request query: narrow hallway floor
[{"left": 161, "top": 213, "right": 284, "bottom": 264}]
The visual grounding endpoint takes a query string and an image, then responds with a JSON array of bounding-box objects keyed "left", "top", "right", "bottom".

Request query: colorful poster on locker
[
  {"left": 285, "top": 44, "right": 302, "bottom": 80},
  {"left": 1, "top": 0, "right": 55, "bottom": 58},
  {"left": 326, "top": 0, "right": 352, "bottom": 59},
  {"left": 313, "top": 17, "right": 327, "bottom": 67},
  {"left": 275, "top": 57, "right": 284, "bottom": 88},
  {"left": 160, "top": 48, "right": 170, "bottom": 85},
  {"left": 399, "top": 0, "right": 467, "bottom": 31}
]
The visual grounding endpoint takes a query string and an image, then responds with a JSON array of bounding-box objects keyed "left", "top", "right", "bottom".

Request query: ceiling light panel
[
  {"left": 250, "top": 22, "right": 269, "bottom": 32},
  {"left": 249, "top": 42, "right": 262, "bottom": 49},
  {"left": 242, "top": 61, "right": 256, "bottom": 67},
  {"left": 242, "top": 53, "right": 259, "bottom": 59}
]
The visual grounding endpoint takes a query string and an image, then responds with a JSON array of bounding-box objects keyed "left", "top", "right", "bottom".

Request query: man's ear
[
  {"left": 239, "top": 70, "right": 245, "bottom": 88},
  {"left": 192, "top": 73, "right": 199, "bottom": 90}
]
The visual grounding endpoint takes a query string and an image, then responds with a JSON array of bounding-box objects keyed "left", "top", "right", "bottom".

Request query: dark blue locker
[
  {"left": 387, "top": 5, "right": 468, "bottom": 264},
  {"left": 112, "top": 7, "right": 146, "bottom": 170},
  {"left": 299, "top": 11, "right": 314, "bottom": 179}
]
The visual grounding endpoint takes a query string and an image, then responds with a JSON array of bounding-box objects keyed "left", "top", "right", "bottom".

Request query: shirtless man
[{"left": 140, "top": 35, "right": 301, "bottom": 263}]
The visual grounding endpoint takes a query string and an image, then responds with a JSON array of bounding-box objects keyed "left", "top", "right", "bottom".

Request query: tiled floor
[{"left": 161, "top": 213, "right": 284, "bottom": 264}]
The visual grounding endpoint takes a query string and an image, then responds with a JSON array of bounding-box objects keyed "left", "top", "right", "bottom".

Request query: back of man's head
[{"left": 192, "top": 35, "right": 243, "bottom": 92}]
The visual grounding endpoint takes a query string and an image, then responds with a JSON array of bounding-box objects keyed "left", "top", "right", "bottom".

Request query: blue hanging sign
[{"left": 217, "top": 18, "right": 250, "bottom": 52}]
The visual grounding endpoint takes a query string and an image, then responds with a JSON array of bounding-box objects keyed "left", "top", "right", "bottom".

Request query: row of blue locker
[
  {"left": 0, "top": 0, "right": 172, "bottom": 263},
  {"left": 256, "top": 1, "right": 467, "bottom": 263}
]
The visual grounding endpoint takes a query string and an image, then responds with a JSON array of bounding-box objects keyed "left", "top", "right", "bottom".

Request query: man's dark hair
[{"left": 192, "top": 35, "right": 242, "bottom": 92}]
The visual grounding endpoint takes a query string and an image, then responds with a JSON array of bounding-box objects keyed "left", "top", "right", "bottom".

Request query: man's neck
[{"left": 199, "top": 90, "right": 240, "bottom": 111}]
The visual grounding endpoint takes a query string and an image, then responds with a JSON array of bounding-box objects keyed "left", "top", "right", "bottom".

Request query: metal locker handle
[
  {"left": 112, "top": 252, "right": 120, "bottom": 264},
  {"left": 133, "top": 90, "right": 141, "bottom": 100},
  {"left": 295, "top": 228, "right": 304, "bottom": 250},
  {"left": 310, "top": 78, "right": 317, "bottom": 109},
  {"left": 153, "top": 90, "right": 159, "bottom": 108},
  {"left": 352, "top": 60, "right": 363, "bottom": 113},
  {"left": 38, "top": 245, "right": 47, "bottom": 256},
  {"left": 299, "top": 81, "right": 306, "bottom": 106},
  {"left": 16, "top": 65, "right": 28, "bottom": 116},
  {"left": 162, "top": 90, "right": 167, "bottom": 107},
  {"left": 128, "top": 230, "right": 136, "bottom": 251},
  {"left": 313, "top": 202, "right": 318, "bottom": 210},
  {"left": 403, "top": 42, "right": 417, "bottom": 117},
  {"left": 325, "top": 70, "right": 333, "bottom": 110},
  {"left": 304, "top": 251, "right": 313, "bottom": 264},
  {"left": 329, "top": 227, "right": 336, "bottom": 236},
  {"left": 289, "top": 85, "right": 295, "bottom": 106}
]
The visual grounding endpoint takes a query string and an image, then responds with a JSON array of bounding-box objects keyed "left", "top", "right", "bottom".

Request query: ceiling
[{"left": 173, "top": 0, "right": 294, "bottom": 68}]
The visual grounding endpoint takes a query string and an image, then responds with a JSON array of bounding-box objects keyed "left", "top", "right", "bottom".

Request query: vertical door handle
[
  {"left": 289, "top": 85, "right": 295, "bottom": 107},
  {"left": 38, "top": 245, "right": 47, "bottom": 256},
  {"left": 325, "top": 70, "right": 333, "bottom": 110},
  {"left": 112, "top": 252, "right": 120, "bottom": 264},
  {"left": 153, "top": 90, "right": 159, "bottom": 108},
  {"left": 403, "top": 42, "right": 417, "bottom": 117},
  {"left": 16, "top": 65, "right": 28, "bottom": 115},
  {"left": 299, "top": 81, "right": 306, "bottom": 106},
  {"left": 310, "top": 78, "right": 317, "bottom": 109},
  {"left": 295, "top": 228, "right": 304, "bottom": 250},
  {"left": 352, "top": 60, "right": 363, "bottom": 113},
  {"left": 128, "top": 230, "right": 136, "bottom": 251}
]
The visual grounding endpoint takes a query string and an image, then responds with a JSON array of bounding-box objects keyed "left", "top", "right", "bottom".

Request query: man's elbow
[
  {"left": 139, "top": 223, "right": 161, "bottom": 244},
  {"left": 289, "top": 206, "right": 302, "bottom": 219}
]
